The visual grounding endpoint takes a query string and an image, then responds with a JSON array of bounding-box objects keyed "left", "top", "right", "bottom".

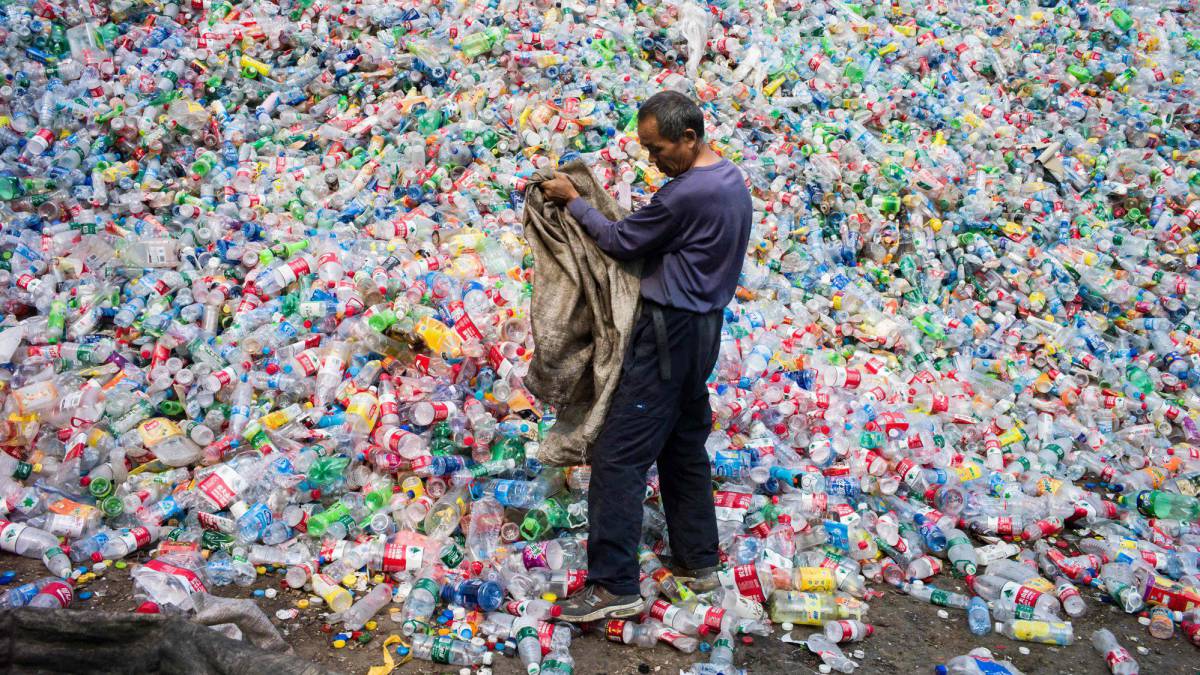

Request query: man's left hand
[{"left": 540, "top": 173, "right": 581, "bottom": 205}]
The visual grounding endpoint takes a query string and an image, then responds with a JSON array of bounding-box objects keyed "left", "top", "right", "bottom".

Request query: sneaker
[
  {"left": 668, "top": 564, "right": 721, "bottom": 593},
  {"left": 556, "top": 584, "right": 643, "bottom": 623}
]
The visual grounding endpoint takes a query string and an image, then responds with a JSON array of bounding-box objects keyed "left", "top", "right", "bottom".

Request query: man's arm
[{"left": 567, "top": 194, "right": 678, "bottom": 261}]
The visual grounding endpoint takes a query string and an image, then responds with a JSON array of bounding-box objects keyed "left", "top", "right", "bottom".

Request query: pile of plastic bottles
[{"left": 0, "top": 0, "right": 1199, "bottom": 672}]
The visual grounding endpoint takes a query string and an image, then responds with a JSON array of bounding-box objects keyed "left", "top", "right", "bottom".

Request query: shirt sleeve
[{"left": 566, "top": 193, "right": 678, "bottom": 261}]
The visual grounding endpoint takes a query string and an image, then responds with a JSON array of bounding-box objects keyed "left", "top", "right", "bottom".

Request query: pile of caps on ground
[{"left": 0, "top": 0, "right": 1199, "bottom": 673}]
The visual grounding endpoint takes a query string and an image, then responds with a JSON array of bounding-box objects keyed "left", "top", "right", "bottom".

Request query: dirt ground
[{"left": 3, "top": 555, "right": 1197, "bottom": 674}]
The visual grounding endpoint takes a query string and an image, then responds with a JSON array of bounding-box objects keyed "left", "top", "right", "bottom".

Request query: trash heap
[{"left": 0, "top": 0, "right": 1199, "bottom": 673}]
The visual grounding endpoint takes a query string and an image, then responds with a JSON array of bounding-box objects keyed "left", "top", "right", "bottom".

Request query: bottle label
[
  {"left": 42, "top": 545, "right": 65, "bottom": 565},
  {"left": 197, "top": 464, "right": 247, "bottom": 510},
  {"left": 1011, "top": 619, "right": 1070, "bottom": 644},
  {"left": 541, "top": 658, "right": 572, "bottom": 675},
  {"left": 827, "top": 620, "right": 860, "bottom": 642},
  {"left": 380, "top": 396, "right": 399, "bottom": 418},
  {"left": 197, "top": 511, "right": 237, "bottom": 533},
  {"left": 895, "top": 458, "right": 920, "bottom": 484},
  {"left": 413, "top": 577, "right": 441, "bottom": 599},
  {"left": 1011, "top": 619, "right": 1049, "bottom": 641},
  {"left": 439, "top": 542, "right": 464, "bottom": 568},
  {"left": 730, "top": 564, "right": 768, "bottom": 602},
  {"left": 144, "top": 558, "right": 207, "bottom": 594},
  {"left": 928, "top": 588, "right": 951, "bottom": 607},
  {"left": 47, "top": 499, "right": 98, "bottom": 538},
  {"left": 564, "top": 569, "right": 588, "bottom": 596},
  {"left": 648, "top": 599, "right": 680, "bottom": 624},
  {"left": 791, "top": 592, "right": 829, "bottom": 625},
  {"left": 424, "top": 401, "right": 456, "bottom": 423},
  {"left": 345, "top": 395, "right": 379, "bottom": 426},
  {"left": 516, "top": 625, "right": 539, "bottom": 643},
  {"left": 38, "top": 581, "right": 74, "bottom": 608},
  {"left": 795, "top": 567, "right": 835, "bottom": 592},
  {"left": 429, "top": 635, "right": 454, "bottom": 664},
  {"left": 522, "top": 541, "right": 551, "bottom": 569},
  {"left": 382, "top": 544, "right": 423, "bottom": 572},
  {"left": 713, "top": 491, "right": 752, "bottom": 521},
  {"left": 1106, "top": 649, "right": 1132, "bottom": 667},
  {"left": 240, "top": 503, "right": 272, "bottom": 533},
  {"left": 157, "top": 540, "right": 200, "bottom": 557},
  {"left": 988, "top": 514, "right": 1008, "bottom": 535},
  {"left": 528, "top": 619, "right": 555, "bottom": 652},
  {"left": 121, "top": 527, "right": 152, "bottom": 551},
  {"left": 294, "top": 350, "right": 320, "bottom": 375},
  {"left": 446, "top": 301, "right": 483, "bottom": 341},
  {"left": 969, "top": 656, "right": 1016, "bottom": 675},
  {"left": 319, "top": 539, "right": 348, "bottom": 563},
  {"left": 137, "top": 417, "right": 182, "bottom": 448},
  {"left": 658, "top": 629, "right": 688, "bottom": 648},
  {"left": 699, "top": 604, "right": 726, "bottom": 631},
  {"left": 1000, "top": 582, "right": 1043, "bottom": 619},
  {"left": 604, "top": 619, "right": 626, "bottom": 643}
]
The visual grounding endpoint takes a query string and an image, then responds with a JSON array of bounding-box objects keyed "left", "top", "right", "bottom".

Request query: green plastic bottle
[
  {"left": 1110, "top": 8, "right": 1133, "bottom": 32},
  {"left": 1129, "top": 490, "right": 1200, "bottom": 522}
]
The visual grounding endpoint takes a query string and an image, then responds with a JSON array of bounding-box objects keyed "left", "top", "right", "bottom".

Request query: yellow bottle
[
  {"left": 312, "top": 573, "right": 353, "bottom": 613},
  {"left": 415, "top": 316, "right": 463, "bottom": 359}
]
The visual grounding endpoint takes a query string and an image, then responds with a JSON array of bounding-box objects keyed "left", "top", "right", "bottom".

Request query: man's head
[{"left": 637, "top": 91, "right": 705, "bottom": 177}]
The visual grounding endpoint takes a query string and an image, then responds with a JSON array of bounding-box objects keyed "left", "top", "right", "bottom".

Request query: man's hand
[{"left": 540, "top": 172, "right": 581, "bottom": 205}]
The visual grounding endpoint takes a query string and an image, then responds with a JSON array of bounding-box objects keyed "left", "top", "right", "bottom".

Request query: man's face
[{"left": 638, "top": 116, "right": 698, "bottom": 178}]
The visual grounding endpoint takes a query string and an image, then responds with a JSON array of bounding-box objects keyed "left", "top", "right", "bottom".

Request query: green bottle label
[{"left": 429, "top": 636, "right": 454, "bottom": 664}]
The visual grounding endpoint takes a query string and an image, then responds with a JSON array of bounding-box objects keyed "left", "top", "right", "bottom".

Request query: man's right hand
[{"left": 540, "top": 173, "right": 581, "bottom": 205}]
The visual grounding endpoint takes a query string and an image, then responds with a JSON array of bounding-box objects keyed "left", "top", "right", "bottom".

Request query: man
[{"left": 539, "top": 91, "right": 753, "bottom": 622}]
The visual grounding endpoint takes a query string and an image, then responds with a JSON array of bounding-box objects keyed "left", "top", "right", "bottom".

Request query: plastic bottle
[
  {"left": 0, "top": 520, "right": 66, "bottom": 576},
  {"left": 824, "top": 619, "right": 874, "bottom": 643},
  {"left": 27, "top": 579, "right": 74, "bottom": 609},
  {"left": 341, "top": 582, "right": 393, "bottom": 630},
  {"left": 0, "top": 578, "right": 57, "bottom": 609},
  {"left": 806, "top": 632, "right": 856, "bottom": 674},
  {"left": 995, "top": 618, "right": 1074, "bottom": 646},
  {"left": 970, "top": 574, "right": 1062, "bottom": 620},
  {"left": 967, "top": 596, "right": 991, "bottom": 636},
  {"left": 1091, "top": 628, "right": 1138, "bottom": 675},
  {"left": 407, "top": 633, "right": 483, "bottom": 666},
  {"left": 936, "top": 648, "right": 1025, "bottom": 675},
  {"left": 513, "top": 616, "right": 543, "bottom": 675},
  {"left": 311, "top": 574, "right": 353, "bottom": 614},
  {"left": 401, "top": 575, "right": 443, "bottom": 635}
]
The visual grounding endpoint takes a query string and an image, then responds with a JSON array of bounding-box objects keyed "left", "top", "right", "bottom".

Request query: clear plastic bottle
[
  {"left": 407, "top": 633, "right": 483, "bottom": 666},
  {"left": 936, "top": 648, "right": 1025, "bottom": 675},
  {"left": 341, "top": 582, "right": 392, "bottom": 630},
  {"left": 995, "top": 618, "right": 1074, "bottom": 646},
  {"left": 1091, "top": 628, "right": 1138, "bottom": 675},
  {"left": 27, "top": 579, "right": 74, "bottom": 609},
  {"left": 805, "top": 632, "right": 856, "bottom": 673}
]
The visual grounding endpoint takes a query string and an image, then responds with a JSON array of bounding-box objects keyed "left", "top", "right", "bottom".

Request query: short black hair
[{"left": 638, "top": 91, "right": 704, "bottom": 141}]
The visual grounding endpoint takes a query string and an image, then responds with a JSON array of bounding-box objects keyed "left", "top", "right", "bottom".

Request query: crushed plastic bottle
[{"left": 0, "top": 0, "right": 1197, "bottom": 672}]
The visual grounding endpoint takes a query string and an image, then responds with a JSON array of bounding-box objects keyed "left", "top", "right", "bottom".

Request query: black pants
[{"left": 586, "top": 301, "right": 722, "bottom": 596}]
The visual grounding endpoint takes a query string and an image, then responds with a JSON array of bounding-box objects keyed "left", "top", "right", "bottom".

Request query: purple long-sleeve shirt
[{"left": 567, "top": 158, "right": 752, "bottom": 314}]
